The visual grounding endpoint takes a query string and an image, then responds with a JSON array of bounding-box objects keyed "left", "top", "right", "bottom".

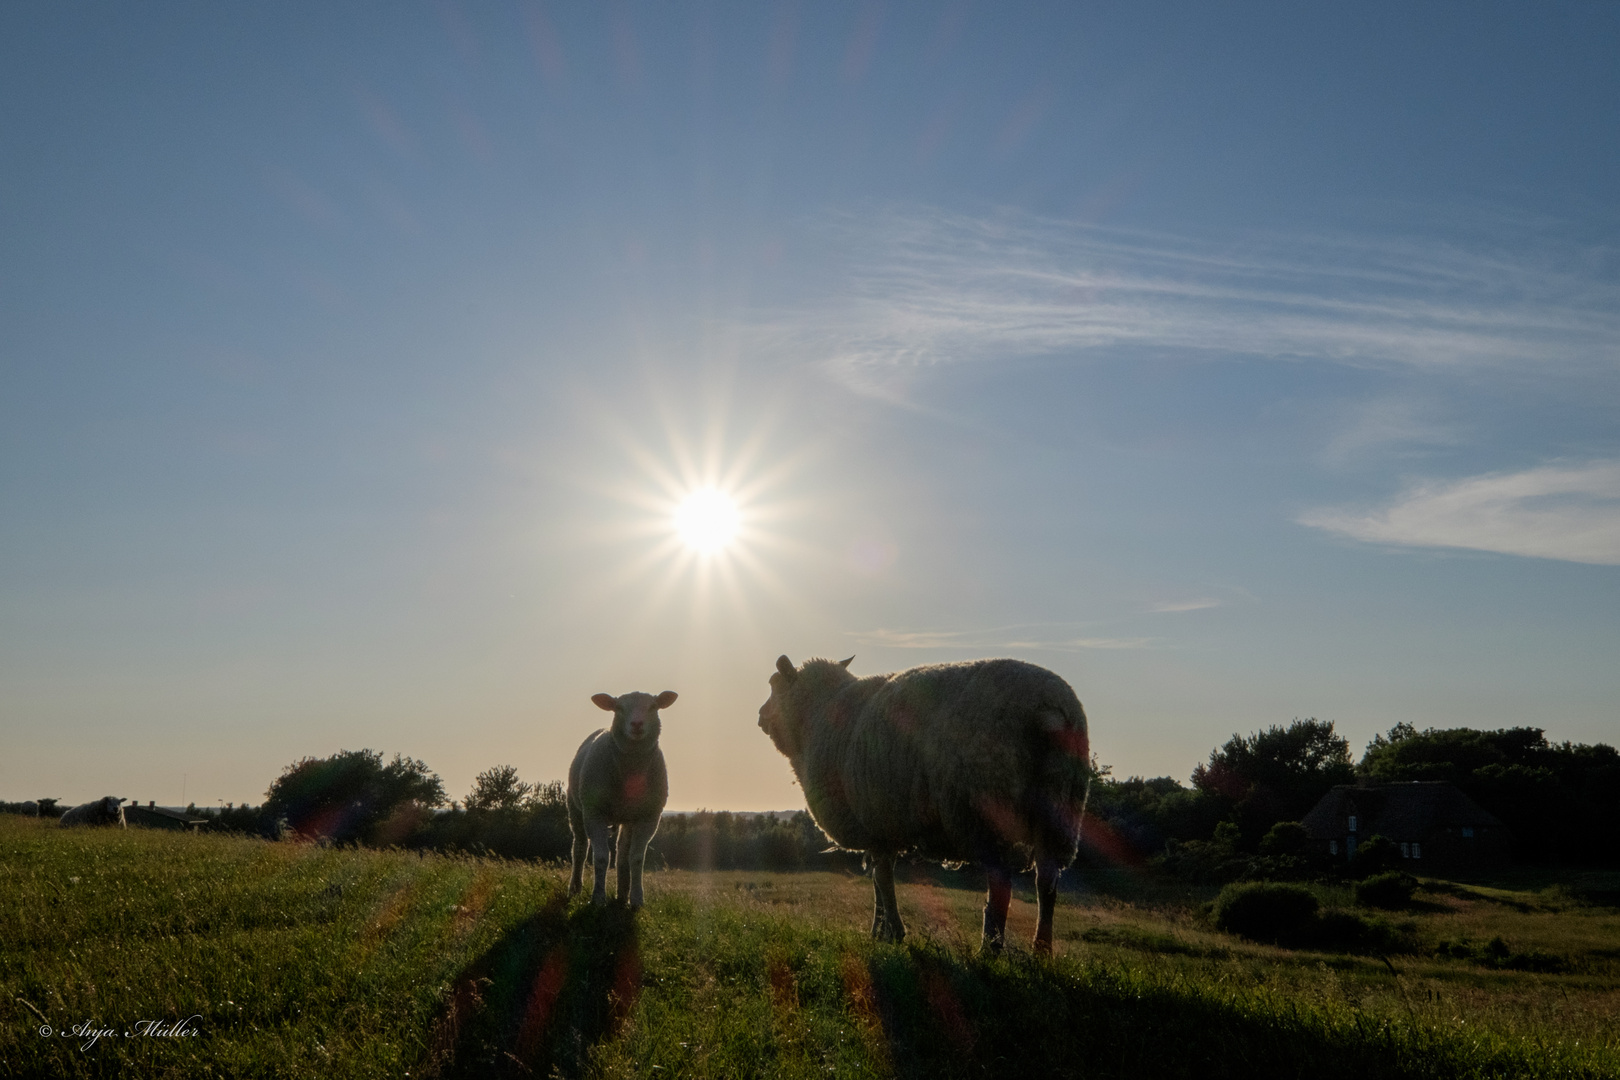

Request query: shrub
[
  {"left": 1213, "top": 881, "right": 1319, "bottom": 942},
  {"left": 1435, "top": 936, "right": 1568, "bottom": 972},
  {"left": 1309, "top": 909, "right": 1413, "bottom": 954},
  {"left": 262, "top": 749, "right": 445, "bottom": 845},
  {"left": 1354, "top": 871, "right": 1418, "bottom": 910},
  {"left": 1351, "top": 834, "right": 1400, "bottom": 877},
  {"left": 1259, "top": 821, "right": 1311, "bottom": 857}
]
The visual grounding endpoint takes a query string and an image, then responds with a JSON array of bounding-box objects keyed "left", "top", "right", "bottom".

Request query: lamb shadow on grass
[
  {"left": 855, "top": 943, "right": 1567, "bottom": 1080},
  {"left": 424, "top": 897, "right": 641, "bottom": 1079}
]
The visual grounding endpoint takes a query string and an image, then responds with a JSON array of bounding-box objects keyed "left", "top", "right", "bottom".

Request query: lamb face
[{"left": 593, "top": 689, "right": 676, "bottom": 747}]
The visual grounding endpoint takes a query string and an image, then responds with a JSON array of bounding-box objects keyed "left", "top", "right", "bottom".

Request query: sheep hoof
[{"left": 1032, "top": 938, "right": 1053, "bottom": 956}]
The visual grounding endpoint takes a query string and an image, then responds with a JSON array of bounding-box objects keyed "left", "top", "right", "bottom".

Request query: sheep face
[
  {"left": 593, "top": 689, "right": 677, "bottom": 746},
  {"left": 758, "top": 654, "right": 855, "bottom": 760}
]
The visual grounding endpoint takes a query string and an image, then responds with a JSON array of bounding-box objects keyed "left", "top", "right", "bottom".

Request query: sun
[{"left": 674, "top": 488, "right": 741, "bottom": 554}]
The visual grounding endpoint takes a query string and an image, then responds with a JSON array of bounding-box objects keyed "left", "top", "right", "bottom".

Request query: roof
[
  {"left": 125, "top": 804, "right": 209, "bottom": 827},
  {"left": 1300, "top": 781, "right": 1504, "bottom": 840}
]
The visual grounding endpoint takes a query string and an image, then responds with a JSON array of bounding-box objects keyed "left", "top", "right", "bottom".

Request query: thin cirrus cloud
[
  {"left": 849, "top": 626, "right": 1152, "bottom": 651},
  {"left": 1299, "top": 461, "right": 1620, "bottom": 566},
  {"left": 752, "top": 208, "right": 1620, "bottom": 402},
  {"left": 1147, "top": 598, "right": 1222, "bottom": 613}
]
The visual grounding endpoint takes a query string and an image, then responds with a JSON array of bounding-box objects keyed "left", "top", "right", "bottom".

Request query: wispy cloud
[
  {"left": 849, "top": 628, "right": 970, "bottom": 649},
  {"left": 1147, "top": 598, "right": 1222, "bottom": 613},
  {"left": 1321, "top": 397, "right": 1465, "bottom": 466},
  {"left": 753, "top": 208, "right": 1620, "bottom": 402},
  {"left": 1300, "top": 461, "right": 1620, "bottom": 566},
  {"left": 848, "top": 625, "right": 1152, "bottom": 651}
]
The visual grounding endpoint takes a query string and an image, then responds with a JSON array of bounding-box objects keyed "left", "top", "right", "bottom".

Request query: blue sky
[{"left": 3, "top": 2, "right": 1617, "bottom": 811}]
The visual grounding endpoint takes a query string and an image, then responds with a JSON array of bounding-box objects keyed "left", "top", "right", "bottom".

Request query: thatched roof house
[
  {"left": 1300, "top": 781, "right": 1508, "bottom": 873},
  {"left": 124, "top": 802, "right": 209, "bottom": 832}
]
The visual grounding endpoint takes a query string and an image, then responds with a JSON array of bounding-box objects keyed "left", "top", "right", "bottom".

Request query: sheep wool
[
  {"left": 758, "top": 655, "right": 1090, "bottom": 953},
  {"left": 567, "top": 689, "right": 676, "bottom": 909},
  {"left": 58, "top": 796, "right": 127, "bottom": 828}
]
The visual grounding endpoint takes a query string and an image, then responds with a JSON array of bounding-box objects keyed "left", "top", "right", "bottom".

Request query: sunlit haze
[{"left": 2, "top": 4, "right": 1617, "bottom": 813}]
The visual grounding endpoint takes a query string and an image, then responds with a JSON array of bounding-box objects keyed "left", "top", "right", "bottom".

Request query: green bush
[
  {"left": 1355, "top": 871, "right": 1418, "bottom": 909},
  {"left": 1213, "top": 881, "right": 1319, "bottom": 942},
  {"left": 1436, "top": 936, "right": 1568, "bottom": 972},
  {"left": 262, "top": 748, "right": 445, "bottom": 845},
  {"left": 1309, "top": 909, "right": 1413, "bottom": 954},
  {"left": 1259, "top": 821, "right": 1311, "bottom": 857},
  {"left": 1351, "top": 834, "right": 1400, "bottom": 877}
]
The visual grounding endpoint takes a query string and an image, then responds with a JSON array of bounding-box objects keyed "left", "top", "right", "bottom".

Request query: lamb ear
[
  {"left": 775, "top": 655, "right": 797, "bottom": 681},
  {"left": 591, "top": 693, "right": 617, "bottom": 711},
  {"left": 838, "top": 656, "right": 855, "bottom": 669},
  {"left": 655, "top": 690, "right": 678, "bottom": 709}
]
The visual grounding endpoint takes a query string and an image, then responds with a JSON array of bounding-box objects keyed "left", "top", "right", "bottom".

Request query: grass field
[{"left": 3, "top": 817, "right": 1617, "bottom": 1079}]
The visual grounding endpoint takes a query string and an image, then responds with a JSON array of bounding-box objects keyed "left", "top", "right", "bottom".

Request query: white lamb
[{"left": 567, "top": 690, "right": 676, "bottom": 909}]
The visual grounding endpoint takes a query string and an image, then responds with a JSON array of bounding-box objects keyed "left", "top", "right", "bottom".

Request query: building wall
[
  {"left": 1322, "top": 826, "right": 1510, "bottom": 874},
  {"left": 1414, "top": 825, "right": 1512, "bottom": 875}
]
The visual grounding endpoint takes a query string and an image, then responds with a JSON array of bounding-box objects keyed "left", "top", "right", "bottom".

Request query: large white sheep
[
  {"left": 567, "top": 690, "right": 676, "bottom": 909},
  {"left": 757, "top": 655, "right": 1090, "bottom": 953},
  {"left": 58, "top": 796, "right": 127, "bottom": 828}
]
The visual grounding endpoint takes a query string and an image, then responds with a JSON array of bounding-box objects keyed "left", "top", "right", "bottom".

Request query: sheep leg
[
  {"left": 1033, "top": 856, "right": 1060, "bottom": 955},
  {"left": 568, "top": 803, "right": 588, "bottom": 897},
  {"left": 586, "top": 818, "right": 615, "bottom": 905},
  {"left": 615, "top": 823, "right": 633, "bottom": 904},
  {"left": 620, "top": 818, "right": 658, "bottom": 909},
  {"left": 870, "top": 859, "right": 887, "bottom": 940},
  {"left": 872, "top": 854, "right": 905, "bottom": 943},
  {"left": 982, "top": 865, "right": 1012, "bottom": 953}
]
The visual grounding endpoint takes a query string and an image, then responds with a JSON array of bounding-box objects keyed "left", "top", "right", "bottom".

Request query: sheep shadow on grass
[
  {"left": 854, "top": 943, "right": 1517, "bottom": 1080},
  {"left": 425, "top": 898, "right": 641, "bottom": 1079}
]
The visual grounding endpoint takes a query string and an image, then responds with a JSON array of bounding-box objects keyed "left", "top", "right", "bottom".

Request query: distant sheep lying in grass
[
  {"left": 568, "top": 690, "right": 676, "bottom": 909},
  {"left": 758, "top": 656, "right": 1090, "bottom": 953},
  {"left": 58, "top": 796, "right": 126, "bottom": 828}
]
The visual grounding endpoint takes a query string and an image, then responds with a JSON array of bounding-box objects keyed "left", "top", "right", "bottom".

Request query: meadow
[{"left": 2, "top": 816, "right": 1616, "bottom": 1079}]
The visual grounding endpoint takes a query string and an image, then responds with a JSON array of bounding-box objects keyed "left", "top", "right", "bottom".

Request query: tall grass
[{"left": 2, "top": 818, "right": 1614, "bottom": 1079}]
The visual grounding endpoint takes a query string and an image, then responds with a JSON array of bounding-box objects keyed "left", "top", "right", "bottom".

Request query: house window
[
  {"left": 1462, "top": 827, "right": 1474, "bottom": 838},
  {"left": 1348, "top": 815, "right": 1358, "bottom": 832},
  {"left": 1329, "top": 840, "right": 1338, "bottom": 856},
  {"left": 1401, "top": 843, "right": 1411, "bottom": 858},
  {"left": 1411, "top": 843, "right": 1422, "bottom": 859}
]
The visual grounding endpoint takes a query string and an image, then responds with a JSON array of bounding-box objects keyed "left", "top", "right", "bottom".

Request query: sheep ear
[
  {"left": 591, "top": 693, "right": 617, "bottom": 711},
  {"left": 838, "top": 656, "right": 855, "bottom": 669},
  {"left": 775, "top": 655, "right": 797, "bottom": 681},
  {"left": 655, "top": 690, "right": 678, "bottom": 709}
]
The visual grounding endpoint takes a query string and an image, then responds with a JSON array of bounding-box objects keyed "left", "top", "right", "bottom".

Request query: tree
[
  {"left": 1359, "top": 724, "right": 1620, "bottom": 864},
  {"left": 465, "top": 765, "right": 532, "bottom": 813},
  {"left": 1192, "top": 718, "right": 1355, "bottom": 847},
  {"left": 263, "top": 749, "right": 445, "bottom": 846},
  {"left": 1082, "top": 775, "right": 1226, "bottom": 862}
]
